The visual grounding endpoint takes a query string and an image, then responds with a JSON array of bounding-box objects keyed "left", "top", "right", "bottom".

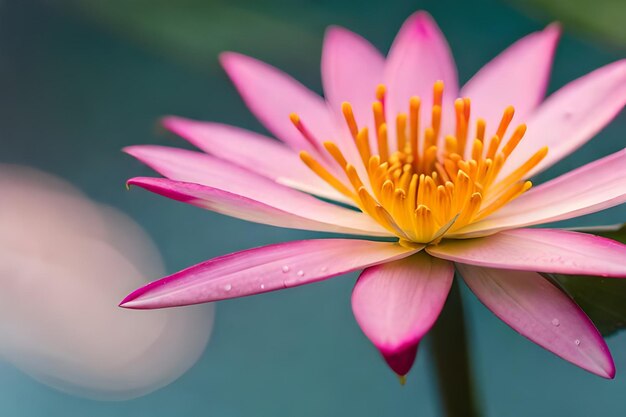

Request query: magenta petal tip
[
  {"left": 382, "top": 343, "right": 419, "bottom": 377},
  {"left": 118, "top": 286, "right": 150, "bottom": 309}
]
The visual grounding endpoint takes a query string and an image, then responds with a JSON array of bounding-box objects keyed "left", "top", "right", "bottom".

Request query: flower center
[{"left": 293, "top": 82, "right": 548, "bottom": 244}]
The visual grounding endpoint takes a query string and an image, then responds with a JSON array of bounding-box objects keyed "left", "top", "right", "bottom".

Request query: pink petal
[
  {"left": 461, "top": 25, "right": 560, "bottom": 142},
  {"left": 427, "top": 228, "right": 626, "bottom": 277},
  {"left": 127, "top": 176, "right": 389, "bottom": 237},
  {"left": 498, "top": 59, "right": 626, "bottom": 180},
  {"left": 120, "top": 239, "right": 421, "bottom": 309},
  {"left": 351, "top": 252, "right": 454, "bottom": 376},
  {"left": 162, "top": 116, "right": 351, "bottom": 204},
  {"left": 321, "top": 26, "right": 385, "bottom": 141},
  {"left": 220, "top": 52, "right": 338, "bottom": 155},
  {"left": 457, "top": 264, "right": 614, "bottom": 378},
  {"left": 125, "top": 146, "right": 387, "bottom": 236},
  {"left": 452, "top": 148, "right": 626, "bottom": 237},
  {"left": 384, "top": 11, "right": 458, "bottom": 145}
]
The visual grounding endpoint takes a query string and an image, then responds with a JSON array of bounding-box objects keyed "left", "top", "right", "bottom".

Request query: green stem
[{"left": 429, "top": 279, "right": 480, "bottom": 417}]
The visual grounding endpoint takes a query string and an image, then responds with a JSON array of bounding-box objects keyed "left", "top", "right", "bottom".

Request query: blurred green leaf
[
  {"left": 548, "top": 224, "right": 626, "bottom": 337},
  {"left": 510, "top": 0, "right": 626, "bottom": 48},
  {"left": 59, "top": 0, "right": 321, "bottom": 70}
]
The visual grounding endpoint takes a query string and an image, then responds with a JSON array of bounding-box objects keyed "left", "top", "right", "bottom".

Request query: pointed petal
[
  {"left": 124, "top": 146, "right": 387, "bottom": 236},
  {"left": 458, "top": 264, "right": 614, "bottom": 378},
  {"left": 162, "top": 117, "right": 352, "bottom": 204},
  {"left": 461, "top": 25, "right": 560, "bottom": 139},
  {"left": 120, "top": 239, "right": 422, "bottom": 309},
  {"left": 384, "top": 11, "right": 458, "bottom": 145},
  {"left": 127, "top": 176, "right": 389, "bottom": 237},
  {"left": 452, "top": 149, "right": 626, "bottom": 237},
  {"left": 499, "top": 59, "right": 626, "bottom": 180},
  {"left": 351, "top": 252, "right": 454, "bottom": 376},
  {"left": 220, "top": 52, "right": 337, "bottom": 155},
  {"left": 428, "top": 229, "right": 626, "bottom": 277},
  {"left": 322, "top": 26, "right": 385, "bottom": 136}
]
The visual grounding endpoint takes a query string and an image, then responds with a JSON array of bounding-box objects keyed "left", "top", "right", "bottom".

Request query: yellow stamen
[
  {"left": 409, "top": 97, "right": 421, "bottom": 163},
  {"left": 454, "top": 99, "right": 468, "bottom": 155},
  {"left": 495, "top": 106, "right": 515, "bottom": 139},
  {"left": 377, "top": 123, "right": 389, "bottom": 162},
  {"left": 475, "top": 118, "right": 486, "bottom": 142},
  {"left": 289, "top": 113, "right": 324, "bottom": 153},
  {"left": 486, "top": 135, "right": 501, "bottom": 160},
  {"left": 373, "top": 101, "right": 385, "bottom": 134},
  {"left": 341, "top": 102, "right": 359, "bottom": 138},
  {"left": 501, "top": 124, "right": 527, "bottom": 157},
  {"left": 323, "top": 141, "right": 348, "bottom": 168},
  {"left": 295, "top": 82, "right": 547, "bottom": 243},
  {"left": 396, "top": 113, "right": 407, "bottom": 151},
  {"left": 376, "top": 84, "right": 386, "bottom": 104},
  {"left": 299, "top": 151, "right": 354, "bottom": 199},
  {"left": 355, "top": 128, "right": 372, "bottom": 166}
]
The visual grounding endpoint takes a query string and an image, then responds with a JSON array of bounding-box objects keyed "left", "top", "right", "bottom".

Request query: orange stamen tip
[
  {"left": 289, "top": 113, "right": 300, "bottom": 125},
  {"left": 433, "top": 81, "right": 444, "bottom": 105},
  {"left": 322, "top": 141, "right": 335, "bottom": 150},
  {"left": 376, "top": 84, "right": 386, "bottom": 101}
]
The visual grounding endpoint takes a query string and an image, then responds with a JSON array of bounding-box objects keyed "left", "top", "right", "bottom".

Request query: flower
[{"left": 120, "top": 11, "right": 626, "bottom": 380}]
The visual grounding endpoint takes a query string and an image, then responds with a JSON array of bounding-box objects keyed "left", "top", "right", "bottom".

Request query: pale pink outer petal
[
  {"left": 220, "top": 52, "right": 338, "bottom": 156},
  {"left": 124, "top": 146, "right": 388, "bottom": 236},
  {"left": 457, "top": 264, "right": 614, "bottom": 378},
  {"left": 120, "top": 239, "right": 422, "bottom": 309},
  {"left": 498, "top": 59, "right": 626, "bottom": 180},
  {"left": 322, "top": 26, "right": 385, "bottom": 147},
  {"left": 428, "top": 229, "right": 626, "bottom": 277},
  {"left": 127, "top": 178, "right": 389, "bottom": 238},
  {"left": 384, "top": 11, "right": 458, "bottom": 148},
  {"left": 351, "top": 252, "right": 454, "bottom": 375},
  {"left": 162, "top": 116, "right": 352, "bottom": 204},
  {"left": 461, "top": 25, "right": 560, "bottom": 144},
  {"left": 452, "top": 149, "right": 626, "bottom": 237}
]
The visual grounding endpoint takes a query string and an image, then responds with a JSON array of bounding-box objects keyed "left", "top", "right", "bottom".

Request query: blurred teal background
[{"left": 0, "top": 0, "right": 625, "bottom": 415}]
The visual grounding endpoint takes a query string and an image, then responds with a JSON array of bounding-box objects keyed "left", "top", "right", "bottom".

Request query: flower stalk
[{"left": 430, "top": 279, "right": 480, "bottom": 417}]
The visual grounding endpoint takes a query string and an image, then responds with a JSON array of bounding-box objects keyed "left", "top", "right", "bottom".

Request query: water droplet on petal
[
  {"left": 321, "top": 266, "right": 328, "bottom": 273},
  {"left": 223, "top": 284, "right": 232, "bottom": 292},
  {"left": 297, "top": 270, "right": 305, "bottom": 277},
  {"left": 260, "top": 284, "right": 265, "bottom": 290},
  {"left": 574, "top": 339, "right": 581, "bottom": 346},
  {"left": 281, "top": 266, "right": 290, "bottom": 273},
  {"left": 551, "top": 318, "right": 560, "bottom": 327}
]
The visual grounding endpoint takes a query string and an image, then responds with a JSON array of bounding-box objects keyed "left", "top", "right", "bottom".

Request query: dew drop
[
  {"left": 551, "top": 318, "right": 560, "bottom": 327},
  {"left": 260, "top": 284, "right": 265, "bottom": 290},
  {"left": 321, "top": 266, "right": 328, "bottom": 273},
  {"left": 297, "top": 270, "right": 305, "bottom": 277},
  {"left": 574, "top": 339, "right": 581, "bottom": 346},
  {"left": 224, "top": 284, "right": 232, "bottom": 292},
  {"left": 281, "top": 266, "right": 290, "bottom": 273}
]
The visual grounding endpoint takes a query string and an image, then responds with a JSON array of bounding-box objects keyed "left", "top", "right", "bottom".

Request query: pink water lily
[{"left": 121, "top": 11, "right": 626, "bottom": 380}]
